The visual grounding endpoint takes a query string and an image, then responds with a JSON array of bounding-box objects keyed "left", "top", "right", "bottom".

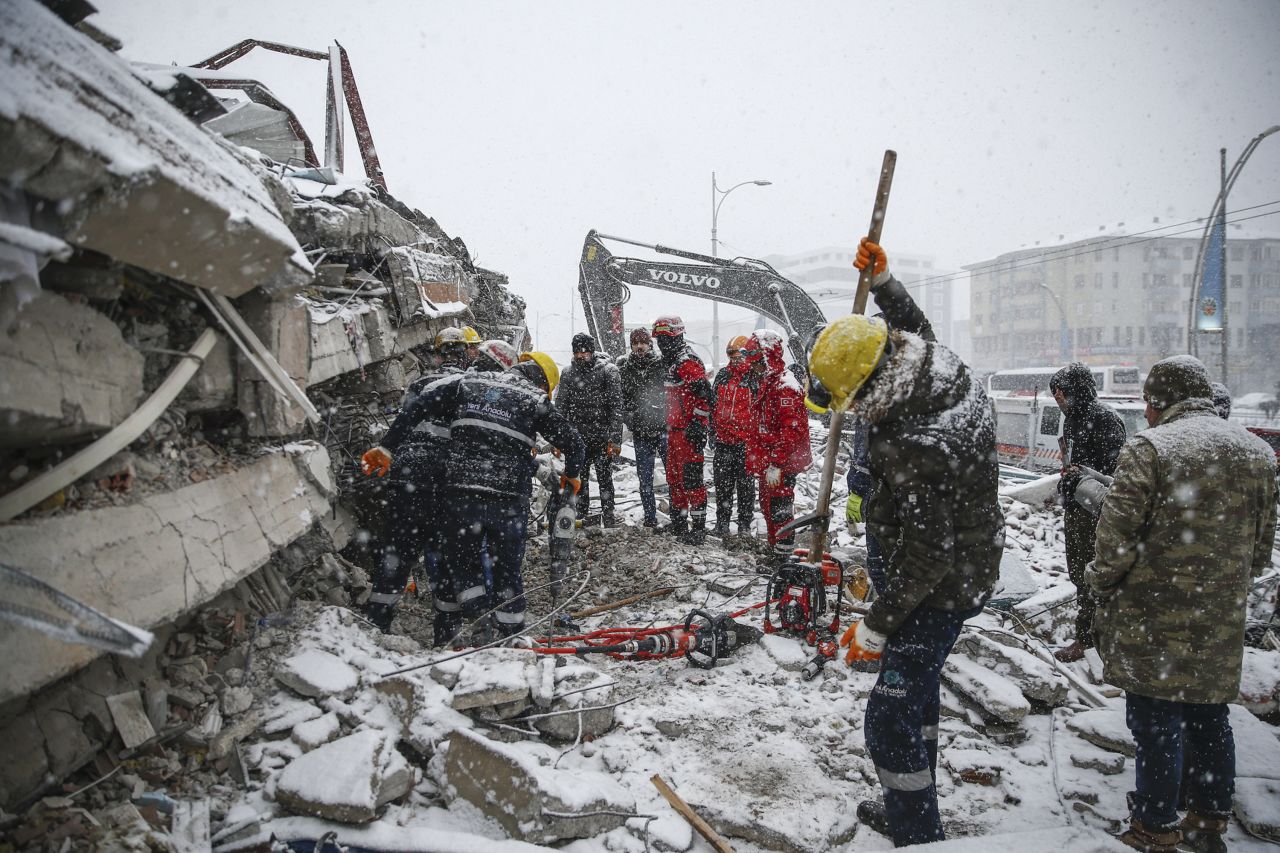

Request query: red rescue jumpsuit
[
  {"left": 664, "top": 348, "right": 712, "bottom": 517},
  {"left": 746, "top": 332, "right": 813, "bottom": 554}
]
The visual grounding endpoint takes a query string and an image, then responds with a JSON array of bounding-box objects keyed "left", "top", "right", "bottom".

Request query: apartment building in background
[{"left": 967, "top": 220, "right": 1280, "bottom": 394}]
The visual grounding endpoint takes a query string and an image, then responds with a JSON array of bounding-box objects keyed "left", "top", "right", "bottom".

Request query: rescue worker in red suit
[
  {"left": 652, "top": 316, "right": 714, "bottom": 544},
  {"left": 710, "top": 335, "right": 758, "bottom": 544},
  {"left": 743, "top": 329, "right": 813, "bottom": 562}
]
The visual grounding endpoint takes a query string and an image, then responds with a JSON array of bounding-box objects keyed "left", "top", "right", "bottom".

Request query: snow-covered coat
[
  {"left": 662, "top": 343, "right": 712, "bottom": 433},
  {"left": 855, "top": 277, "right": 1004, "bottom": 637},
  {"left": 1087, "top": 398, "right": 1277, "bottom": 703},
  {"left": 746, "top": 332, "right": 811, "bottom": 475},
  {"left": 1052, "top": 362, "right": 1127, "bottom": 476},
  {"left": 393, "top": 364, "right": 463, "bottom": 465},
  {"left": 710, "top": 361, "right": 757, "bottom": 447},
  {"left": 555, "top": 353, "right": 623, "bottom": 447},
  {"left": 382, "top": 370, "right": 585, "bottom": 502},
  {"left": 617, "top": 349, "right": 667, "bottom": 439}
]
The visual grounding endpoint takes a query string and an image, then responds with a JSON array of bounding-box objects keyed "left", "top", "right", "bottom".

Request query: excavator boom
[{"left": 577, "top": 230, "right": 827, "bottom": 366}]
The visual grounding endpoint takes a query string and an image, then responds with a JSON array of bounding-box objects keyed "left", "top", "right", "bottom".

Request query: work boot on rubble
[
  {"left": 361, "top": 602, "right": 395, "bottom": 634},
  {"left": 1179, "top": 811, "right": 1228, "bottom": 853},
  {"left": 856, "top": 800, "right": 890, "bottom": 838},
  {"left": 713, "top": 519, "right": 731, "bottom": 540},
  {"left": 661, "top": 511, "right": 688, "bottom": 537},
  {"left": 1054, "top": 641, "right": 1087, "bottom": 663},
  {"left": 1118, "top": 818, "right": 1181, "bottom": 853},
  {"left": 432, "top": 611, "right": 463, "bottom": 648}
]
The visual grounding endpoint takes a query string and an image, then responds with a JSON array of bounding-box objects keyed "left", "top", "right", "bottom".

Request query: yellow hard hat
[
  {"left": 436, "top": 326, "right": 466, "bottom": 347},
  {"left": 519, "top": 351, "right": 560, "bottom": 395},
  {"left": 806, "top": 315, "right": 890, "bottom": 412},
  {"left": 461, "top": 325, "right": 482, "bottom": 344}
]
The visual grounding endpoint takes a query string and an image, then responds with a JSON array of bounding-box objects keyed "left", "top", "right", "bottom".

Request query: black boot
[
  {"left": 856, "top": 800, "right": 890, "bottom": 837},
  {"left": 362, "top": 601, "right": 396, "bottom": 633},
  {"left": 432, "top": 610, "right": 463, "bottom": 648},
  {"left": 1179, "top": 812, "right": 1228, "bottom": 853},
  {"left": 713, "top": 519, "right": 731, "bottom": 539},
  {"left": 679, "top": 511, "right": 706, "bottom": 545},
  {"left": 662, "top": 511, "right": 688, "bottom": 537}
]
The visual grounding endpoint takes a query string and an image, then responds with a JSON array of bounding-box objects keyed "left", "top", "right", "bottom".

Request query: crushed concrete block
[
  {"left": 260, "top": 696, "right": 325, "bottom": 736},
  {"left": 291, "top": 711, "right": 342, "bottom": 752},
  {"left": 760, "top": 634, "right": 809, "bottom": 671},
  {"left": 1011, "top": 583, "right": 1076, "bottom": 642},
  {"left": 1229, "top": 703, "right": 1280, "bottom": 781},
  {"left": 105, "top": 690, "right": 157, "bottom": 749},
  {"left": 178, "top": 334, "right": 235, "bottom": 412},
  {"left": 276, "top": 649, "right": 359, "bottom": 700},
  {"left": 0, "top": 291, "right": 144, "bottom": 447},
  {"left": 275, "top": 730, "right": 404, "bottom": 824},
  {"left": 1070, "top": 746, "right": 1125, "bottom": 776},
  {"left": 942, "top": 655, "right": 1030, "bottom": 724},
  {"left": 1238, "top": 647, "right": 1280, "bottom": 715},
  {"left": 442, "top": 729, "right": 633, "bottom": 843},
  {"left": 1234, "top": 777, "right": 1280, "bottom": 842},
  {"left": 370, "top": 676, "right": 418, "bottom": 729},
  {"left": 290, "top": 195, "right": 422, "bottom": 256},
  {"left": 235, "top": 291, "right": 311, "bottom": 438},
  {"left": 220, "top": 687, "right": 253, "bottom": 717},
  {"left": 0, "top": 446, "right": 333, "bottom": 706},
  {"left": 449, "top": 649, "right": 532, "bottom": 713},
  {"left": 954, "top": 632, "right": 1069, "bottom": 706},
  {"left": 308, "top": 310, "right": 372, "bottom": 385},
  {"left": 208, "top": 711, "right": 261, "bottom": 760},
  {"left": 532, "top": 664, "right": 617, "bottom": 742},
  {"left": 1066, "top": 707, "right": 1134, "bottom": 757},
  {"left": 0, "top": 714, "right": 49, "bottom": 810}
]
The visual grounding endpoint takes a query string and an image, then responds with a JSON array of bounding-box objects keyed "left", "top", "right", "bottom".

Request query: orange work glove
[
  {"left": 839, "top": 618, "right": 888, "bottom": 666},
  {"left": 853, "top": 238, "right": 889, "bottom": 285},
  {"left": 560, "top": 475, "right": 582, "bottom": 495},
  {"left": 361, "top": 446, "right": 392, "bottom": 477},
  {"left": 607, "top": 443, "right": 621, "bottom": 457}
]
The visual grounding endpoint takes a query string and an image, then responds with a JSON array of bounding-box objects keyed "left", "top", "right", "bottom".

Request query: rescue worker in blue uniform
[
  {"left": 360, "top": 327, "right": 468, "bottom": 633},
  {"left": 362, "top": 351, "right": 584, "bottom": 646}
]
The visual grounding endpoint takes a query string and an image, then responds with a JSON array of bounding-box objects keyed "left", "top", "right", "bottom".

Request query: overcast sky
[{"left": 96, "top": 1, "right": 1280, "bottom": 363}]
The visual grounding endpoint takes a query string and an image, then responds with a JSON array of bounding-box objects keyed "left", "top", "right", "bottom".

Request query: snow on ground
[{"left": 213, "top": 419, "right": 1280, "bottom": 852}]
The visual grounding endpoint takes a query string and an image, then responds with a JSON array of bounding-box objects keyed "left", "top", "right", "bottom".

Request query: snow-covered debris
[
  {"left": 275, "top": 649, "right": 360, "bottom": 699},
  {"left": 290, "top": 711, "right": 341, "bottom": 752},
  {"left": 1238, "top": 646, "right": 1280, "bottom": 714},
  {"left": 275, "top": 729, "right": 412, "bottom": 823},
  {"left": 942, "top": 655, "right": 1031, "bottom": 724},
  {"left": 449, "top": 648, "right": 535, "bottom": 716},
  {"left": 1229, "top": 703, "right": 1280, "bottom": 781},
  {"left": 1065, "top": 705, "right": 1135, "bottom": 756},
  {"left": 441, "top": 728, "right": 634, "bottom": 843},
  {"left": 1235, "top": 778, "right": 1280, "bottom": 842},
  {"left": 530, "top": 662, "right": 617, "bottom": 741},
  {"left": 953, "top": 631, "right": 1069, "bottom": 706}
]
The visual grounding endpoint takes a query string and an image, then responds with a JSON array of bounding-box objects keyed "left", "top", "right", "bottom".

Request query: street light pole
[
  {"left": 710, "top": 171, "right": 771, "bottom": 369},
  {"left": 1040, "top": 283, "right": 1073, "bottom": 362}
]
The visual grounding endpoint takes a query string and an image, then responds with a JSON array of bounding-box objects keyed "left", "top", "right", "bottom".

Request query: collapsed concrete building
[{"left": 0, "top": 0, "right": 527, "bottom": 819}]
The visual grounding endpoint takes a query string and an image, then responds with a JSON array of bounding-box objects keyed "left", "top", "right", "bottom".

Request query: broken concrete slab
[
  {"left": 1066, "top": 706, "right": 1134, "bottom": 757},
  {"left": 531, "top": 664, "right": 617, "bottom": 742},
  {"left": 1234, "top": 777, "right": 1280, "bottom": 842},
  {"left": 235, "top": 291, "right": 311, "bottom": 438},
  {"left": 953, "top": 632, "right": 1069, "bottom": 706},
  {"left": 275, "top": 649, "right": 359, "bottom": 700},
  {"left": 760, "top": 634, "right": 809, "bottom": 671},
  {"left": 259, "top": 696, "right": 325, "bottom": 736},
  {"left": 0, "top": 291, "right": 144, "bottom": 447},
  {"left": 0, "top": 2, "right": 311, "bottom": 297},
  {"left": 1011, "top": 583, "right": 1076, "bottom": 642},
  {"left": 275, "top": 729, "right": 405, "bottom": 824},
  {"left": 105, "top": 690, "right": 156, "bottom": 749},
  {"left": 941, "top": 655, "right": 1030, "bottom": 724},
  {"left": 442, "top": 728, "right": 633, "bottom": 844},
  {"left": 220, "top": 687, "right": 253, "bottom": 717},
  {"left": 1068, "top": 742, "right": 1126, "bottom": 776},
  {"left": 1238, "top": 646, "right": 1280, "bottom": 715},
  {"left": 1229, "top": 703, "right": 1280, "bottom": 781},
  {"left": 0, "top": 444, "right": 333, "bottom": 705},
  {"left": 291, "top": 711, "right": 341, "bottom": 752},
  {"left": 449, "top": 649, "right": 533, "bottom": 713}
]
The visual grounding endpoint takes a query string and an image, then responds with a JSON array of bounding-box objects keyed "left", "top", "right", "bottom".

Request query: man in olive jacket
[{"left": 1087, "top": 355, "right": 1276, "bottom": 853}]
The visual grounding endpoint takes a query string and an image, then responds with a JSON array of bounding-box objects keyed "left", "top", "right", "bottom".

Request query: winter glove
[
  {"left": 840, "top": 618, "right": 887, "bottom": 665},
  {"left": 686, "top": 421, "right": 708, "bottom": 451},
  {"left": 560, "top": 475, "right": 582, "bottom": 495},
  {"left": 845, "top": 492, "right": 863, "bottom": 524},
  {"left": 765, "top": 466, "right": 782, "bottom": 487},
  {"left": 1058, "top": 465, "right": 1083, "bottom": 500},
  {"left": 853, "top": 238, "right": 891, "bottom": 289},
  {"left": 360, "top": 446, "right": 392, "bottom": 477}
]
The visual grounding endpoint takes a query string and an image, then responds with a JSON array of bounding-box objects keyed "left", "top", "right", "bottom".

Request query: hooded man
[
  {"left": 1050, "top": 362, "right": 1127, "bottom": 663},
  {"left": 742, "top": 330, "right": 810, "bottom": 560},
  {"left": 710, "top": 335, "right": 759, "bottom": 542},
  {"left": 555, "top": 333, "right": 624, "bottom": 526},
  {"left": 808, "top": 239, "right": 1004, "bottom": 847},
  {"left": 361, "top": 352, "right": 585, "bottom": 645},
  {"left": 617, "top": 327, "right": 669, "bottom": 528},
  {"left": 1086, "top": 355, "right": 1276, "bottom": 853},
  {"left": 653, "top": 315, "right": 714, "bottom": 544}
]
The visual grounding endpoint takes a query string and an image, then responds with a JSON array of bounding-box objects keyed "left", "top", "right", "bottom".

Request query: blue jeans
[
  {"left": 441, "top": 493, "right": 530, "bottom": 635},
  {"left": 634, "top": 433, "right": 668, "bottom": 525},
  {"left": 866, "top": 604, "right": 980, "bottom": 847},
  {"left": 1126, "top": 693, "right": 1234, "bottom": 828}
]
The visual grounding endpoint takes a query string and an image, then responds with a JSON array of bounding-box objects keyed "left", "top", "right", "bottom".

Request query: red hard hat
[{"left": 652, "top": 316, "right": 685, "bottom": 337}]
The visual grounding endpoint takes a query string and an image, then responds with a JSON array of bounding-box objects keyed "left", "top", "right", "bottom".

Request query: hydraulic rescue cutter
[{"left": 526, "top": 609, "right": 763, "bottom": 669}]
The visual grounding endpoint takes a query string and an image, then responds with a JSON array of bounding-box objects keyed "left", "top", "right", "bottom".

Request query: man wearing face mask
[
  {"left": 556, "top": 333, "right": 624, "bottom": 527},
  {"left": 652, "top": 316, "right": 714, "bottom": 544}
]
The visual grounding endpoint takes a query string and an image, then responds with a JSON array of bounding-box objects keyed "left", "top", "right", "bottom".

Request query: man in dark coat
[
  {"left": 1087, "top": 356, "right": 1276, "bottom": 852},
  {"left": 617, "top": 328, "right": 668, "bottom": 528},
  {"left": 556, "top": 333, "right": 623, "bottom": 526},
  {"left": 1050, "top": 362, "right": 1127, "bottom": 662},
  {"left": 362, "top": 354, "right": 585, "bottom": 645},
  {"left": 810, "top": 238, "right": 1004, "bottom": 847}
]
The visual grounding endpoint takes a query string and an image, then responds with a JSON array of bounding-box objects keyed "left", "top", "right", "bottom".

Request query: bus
[
  {"left": 993, "top": 392, "right": 1148, "bottom": 472},
  {"left": 986, "top": 365, "right": 1143, "bottom": 399}
]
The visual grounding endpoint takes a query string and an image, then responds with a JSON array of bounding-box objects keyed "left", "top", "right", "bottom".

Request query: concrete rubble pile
[{"left": 0, "top": 2, "right": 528, "bottom": 846}]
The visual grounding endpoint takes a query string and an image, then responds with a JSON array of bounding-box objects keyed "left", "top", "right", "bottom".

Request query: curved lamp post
[
  {"left": 1186, "top": 125, "right": 1280, "bottom": 382},
  {"left": 710, "top": 172, "right": 771, "bottom": 369}
]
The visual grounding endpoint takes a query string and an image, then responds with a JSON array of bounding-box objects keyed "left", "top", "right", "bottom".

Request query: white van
[
  {"left": 993, "top": 393, "right": 1147, "bottom": 472},
  {"left": 987, "top": 365, "right": 1143, "bottom": 399}
]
